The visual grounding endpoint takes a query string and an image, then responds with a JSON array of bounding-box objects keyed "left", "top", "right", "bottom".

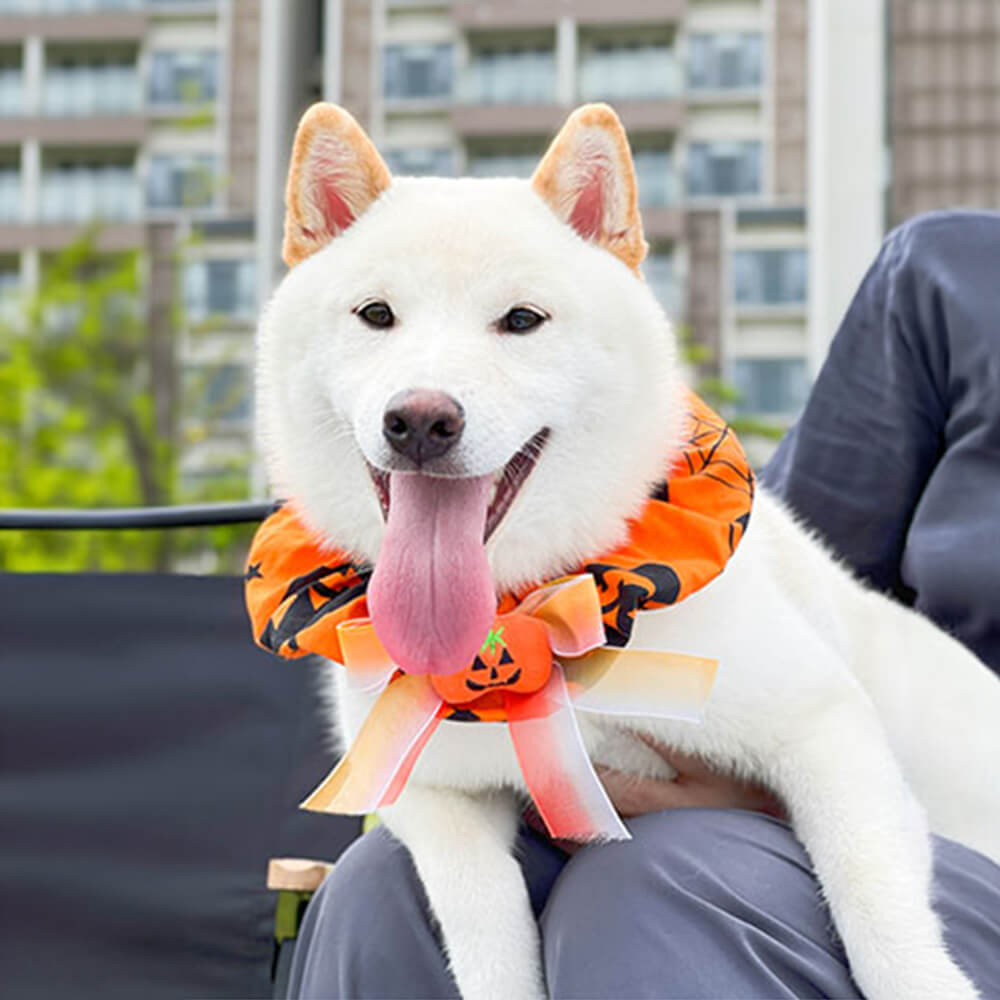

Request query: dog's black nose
[{"left": 383, "top": 390, "right": 465, "bottom": 465}]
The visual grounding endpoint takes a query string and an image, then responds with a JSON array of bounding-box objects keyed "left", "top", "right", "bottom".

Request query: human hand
[
  {"left": 523, "top": 736, "right": 786, "bottom": 852},
  {"left": 595, "top": 736, "right": 786, "bottom": 820}
]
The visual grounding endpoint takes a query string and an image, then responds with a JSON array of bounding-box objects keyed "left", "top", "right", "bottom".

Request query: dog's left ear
[
  {"left": 531, "top": 103, "right": 646, "bottom": 273},
  {"left": 283, "top": 103, "right": 392, "bottom": 267}
]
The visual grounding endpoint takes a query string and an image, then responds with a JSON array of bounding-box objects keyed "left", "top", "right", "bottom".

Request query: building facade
[
  {"left": 261, "top": 0, "right": 818, "bottom": 441},
  {"left": 0, "top": 0, "right": 261, "bottom": 497},
  {"left": 888, "top": 0, "right": 1000, "bottom": 226},
  {"left": 5, "top": 0, "right": 999, "bottom": 498}
]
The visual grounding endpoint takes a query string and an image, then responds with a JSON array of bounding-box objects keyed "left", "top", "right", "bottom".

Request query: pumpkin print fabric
[{"left": 245, "top": 388, "right": 754, "bottom": 713}]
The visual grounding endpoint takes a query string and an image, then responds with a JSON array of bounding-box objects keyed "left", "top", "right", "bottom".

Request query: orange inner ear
[{"left": 569, "top": 168, "right": 605, "bottom": 240}]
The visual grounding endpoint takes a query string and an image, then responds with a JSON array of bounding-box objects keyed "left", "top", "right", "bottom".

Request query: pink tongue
[{"left": 368, "top": 472, "right": 496, "bottom": 675}]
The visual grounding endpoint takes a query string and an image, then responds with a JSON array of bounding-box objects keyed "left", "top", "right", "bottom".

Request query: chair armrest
[{"left": 267, "top": 857, "right": 333, "bottom": 892}]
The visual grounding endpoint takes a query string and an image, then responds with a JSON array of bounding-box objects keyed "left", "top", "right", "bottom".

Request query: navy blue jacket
[{"left": 762, "top": 212, "right": 1000, "bottom": 673}]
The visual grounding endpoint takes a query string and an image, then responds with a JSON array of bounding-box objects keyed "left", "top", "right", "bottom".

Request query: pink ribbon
[{"left": 300, "top": 576, "right": 718, "bottom": 842}]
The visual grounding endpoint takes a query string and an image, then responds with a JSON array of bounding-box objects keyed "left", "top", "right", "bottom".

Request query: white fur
[{"left": 257, "top": 172, "right": 1000, "bottom": 1000}]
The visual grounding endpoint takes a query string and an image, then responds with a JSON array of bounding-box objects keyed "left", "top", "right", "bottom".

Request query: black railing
[{"left": 0, "top": 501, "right": 275, "bottom": 531}]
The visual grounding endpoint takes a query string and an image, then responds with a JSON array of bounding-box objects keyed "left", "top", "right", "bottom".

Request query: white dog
[{"left": 256, "top": 102, "right": 1000, "bottom": 999}]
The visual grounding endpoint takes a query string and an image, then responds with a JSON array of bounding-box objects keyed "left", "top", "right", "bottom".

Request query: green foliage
[
  {"left": 0, "top": 231, "right": 254, "bottom": 573},
  {"left": 676, "top": 325, "right": 787, "bottom": 443}
]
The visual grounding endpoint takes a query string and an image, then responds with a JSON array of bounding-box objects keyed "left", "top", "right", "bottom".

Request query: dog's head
[{"left": 257, "top": 102, "right": 683, "bottom": 673}]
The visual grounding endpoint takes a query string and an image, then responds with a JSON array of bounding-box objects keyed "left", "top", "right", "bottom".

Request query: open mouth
[{"left": 368, "top": 428, "right": 550, "bottom": 542}]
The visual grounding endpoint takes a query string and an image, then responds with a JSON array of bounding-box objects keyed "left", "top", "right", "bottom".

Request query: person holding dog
[{"left": 287, "top": 211, "right": 1000, "bottom": 998}]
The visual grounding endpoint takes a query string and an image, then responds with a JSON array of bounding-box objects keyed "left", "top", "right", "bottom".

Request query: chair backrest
[{"left": 1, "top": 568, "right": 359, "bottom": 999}]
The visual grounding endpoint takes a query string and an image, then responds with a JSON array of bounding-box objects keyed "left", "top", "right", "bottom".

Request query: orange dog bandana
[{"left": 246, "top": 390, "right": 754, "bottom": 840}]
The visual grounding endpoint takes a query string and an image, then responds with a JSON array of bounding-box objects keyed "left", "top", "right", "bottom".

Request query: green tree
[
  {"left": 679, "top": 327, "right": 786, "bottom": 445},
  {"left": 0, "top": 231, "right": 253, "bottom": 572}
]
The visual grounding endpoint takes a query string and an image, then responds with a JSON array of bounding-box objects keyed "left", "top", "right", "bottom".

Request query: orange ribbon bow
[{"left": 300, "top": 575, "right": 718, "bottom": 841}]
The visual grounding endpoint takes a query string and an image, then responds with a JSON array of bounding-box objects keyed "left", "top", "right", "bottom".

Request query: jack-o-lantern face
[{"left": 430, "top": 613, "right": 553, "bottom": 706}]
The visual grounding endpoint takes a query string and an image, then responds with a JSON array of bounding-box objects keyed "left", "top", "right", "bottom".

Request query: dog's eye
[
  {"left": 356, "top": 301, "right": 395, "bottom": 329},
  {"left": 499, "top": 306, "right": 547, "bottom": 334}
]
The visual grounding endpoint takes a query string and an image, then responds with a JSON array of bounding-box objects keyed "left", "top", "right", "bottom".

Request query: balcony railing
[
  {"left": 43, "top": 65, "right": 141, "bottom": 116},
  {"left": 578, "top": 45, "right": 680, "bottom": 101},
  {"left": 39, "top": 167, "right": 140, "bottom": 222},
  {"left": 459, "top": 50, "right": 556, "bottom": 105},
  {"left": 0, "top": 168, "right": 21, "bottom": 222},
  {"left": 634, "top": 150, "right": 677, "bottom": 208},
  {"left": 0, "top": 0, "right": 143, "bottom": 11},
  {"left": 0, "top": 67, "right": 24, "bottom": 117},
  {"left": 0, "top": 0, "right": 213, "bottom": 11}
]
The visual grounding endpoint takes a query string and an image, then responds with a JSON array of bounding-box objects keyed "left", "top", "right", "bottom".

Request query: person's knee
[
  {"left": 296, "top": 825, "right": 419, "bottom": 976},
  {"left": 547, "top": 808, "right": 802, "bottom": 927},
  {"left": 541, "top": 809, "right": 837, "bottom": 999}
]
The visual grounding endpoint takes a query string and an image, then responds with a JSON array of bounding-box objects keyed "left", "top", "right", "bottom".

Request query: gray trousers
[{"left": 287, "top": 808, "right": 1000, "bottom": 999}]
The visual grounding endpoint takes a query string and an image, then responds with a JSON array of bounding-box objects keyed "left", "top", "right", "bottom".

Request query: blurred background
[{"left": 0, "top": 0, "right": 996, "bottom": 570}]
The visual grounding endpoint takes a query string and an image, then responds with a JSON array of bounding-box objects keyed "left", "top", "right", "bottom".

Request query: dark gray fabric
[
  {"left": 761, "top": 211, "right": 1000, "bottom": 673},
  {"left": 287, "top": 810, "right": 1000, "bottom": 999},
  {"left": 0, "top": 572, "right": 360, "bottom": 1000}
]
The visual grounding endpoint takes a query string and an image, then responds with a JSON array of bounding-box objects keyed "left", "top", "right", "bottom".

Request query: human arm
[
  {"left": 761, "top": 211, "right": 1000, "bottom": 668},
  {"left": 596, "top": 739, "right": 786, "bottom": 819}
]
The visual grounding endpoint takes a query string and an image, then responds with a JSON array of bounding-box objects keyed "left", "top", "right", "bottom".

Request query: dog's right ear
[{"left": 283, "top": 103, "right": 392, "bottom": 267}]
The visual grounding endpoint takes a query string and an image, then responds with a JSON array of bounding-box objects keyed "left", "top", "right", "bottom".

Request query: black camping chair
[{"left": 1, "top": 504, "right": 357, "bottom": 1000}]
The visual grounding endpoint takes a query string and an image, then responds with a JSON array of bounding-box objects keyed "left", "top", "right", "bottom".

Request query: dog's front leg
[
  {"left": 380, "top": 783, "right": 544, "bottom": 1000},
  {"left": 768, "top": 698, "right": 979, "bottom": 1000}
]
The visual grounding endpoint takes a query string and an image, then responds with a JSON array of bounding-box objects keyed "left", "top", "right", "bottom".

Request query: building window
[
  {"left": 149, "top": 50, "right": 218, "bottom": 104},
  {"left": 686, "top": 141, "right": 761, "bottom": 197},
  {"left": 0, "top": 164, "right": 20, "bottom": 222},
  {"left": 382, "top": 148, "right": 455, "bottom": 177},
  {"left": 732, "top": 249, "right": 807, "bottom": 305},
  {"left": 0, "top": 257, "right": 19, "bottom": 323},
  {"left": 0, "top": 258, "right": 18, "bottom": 290},
  {"left": 579, "top": 41, "right": 679, "bottom": 101},
  {"left": 731, "top": 358, "right": 808, "bottom": 415},
  {"left": 0, "top": 52, "right": 22, "bottom": 117},
  {"left": 633, "top": 147, "right": 675, "bottom": 207},
  {"left": 43, "top": 50, "right": 140, "bottom": 115},
  {"left": 688, "top": 34, "right": 763, "bottom": 91},
  {"left": 462, "top": 46, "right": 556, "bottom": 104},
  {"left": 383, "top": 43, "right": 452, "bottom": 99},
  {"left": 183, "top": 258, "right": 256, "bottom": 323},
  {"left": 642, "top": 250, "right": 680, "bottom": 317},
  {"left": 147, "top": 154, "right": 216, "bottom": 209},
  {"left": 40, "top": 161, "right": 138, "bottom": 221},
  {"left": 182, "top": 363, "right": 251, "bottom": 424}
]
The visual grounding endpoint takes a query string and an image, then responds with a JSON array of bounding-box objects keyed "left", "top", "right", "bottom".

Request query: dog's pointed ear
[
  {"left": 283, "top": 103, "right": 392, "bottom": 267},
  {"left": 531, "top": 103, "right": 646, "bottom": 273}
]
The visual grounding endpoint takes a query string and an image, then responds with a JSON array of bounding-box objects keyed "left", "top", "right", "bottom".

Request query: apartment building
[
  {"left": 253, "top": 0, "right": 816, "bottom": 446},
  {"left": 0, "top": 0, "right": 260, "bottom": 496},
  {"left": 888, "top": 0, "right": 1000, "bottom": 226},
  {"left": 7, "top": 0, "right": 998, "bottom": 495}
]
